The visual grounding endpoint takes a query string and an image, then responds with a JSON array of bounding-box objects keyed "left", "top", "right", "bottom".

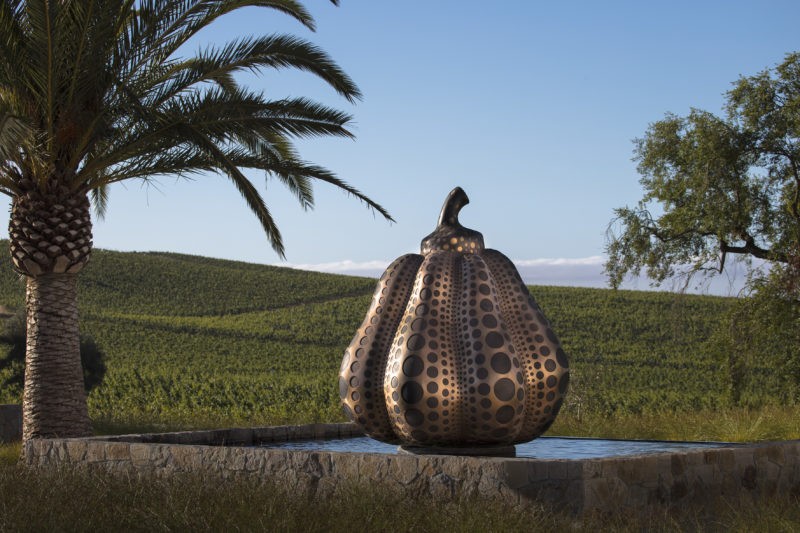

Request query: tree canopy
[
  {"left": 0, "top": 0, "right": 391, "bottom": 441},
  {"left": 606, "top": 52, "right": 800, "bottom": 294},
  {"left": 0, "top": 0, "right": 391, "bottom": 259}
]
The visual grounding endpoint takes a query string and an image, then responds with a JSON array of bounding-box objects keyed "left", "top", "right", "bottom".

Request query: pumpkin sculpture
[{"left": 339, "top": 187, "right": 569, "bottom": 451}]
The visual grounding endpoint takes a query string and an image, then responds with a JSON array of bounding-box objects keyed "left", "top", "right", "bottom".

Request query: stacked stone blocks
[{"left": 23, "top": 423, "right": 800, "bottom": 515}]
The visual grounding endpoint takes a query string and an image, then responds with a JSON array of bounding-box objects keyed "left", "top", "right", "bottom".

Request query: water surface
[{"left": 259, "top": 436, "right": 737, "bottom": 459}]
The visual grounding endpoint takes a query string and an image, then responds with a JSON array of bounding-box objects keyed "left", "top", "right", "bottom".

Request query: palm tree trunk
[{"left": 22, "top": 273, "right": 91, "bottom": 441}]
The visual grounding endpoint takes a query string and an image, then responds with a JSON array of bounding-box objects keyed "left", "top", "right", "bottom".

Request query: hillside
[{"left": 0, "top": 241, "right": 779, "bottom": 429}]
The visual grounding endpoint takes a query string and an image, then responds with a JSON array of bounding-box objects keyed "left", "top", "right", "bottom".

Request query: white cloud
[
  {"left": 285, "top": 259, "right": 391, "bottom": 274},
  {"left": 513, "top": 256, "right": 605, "bottom": 267},
  {"left": 280, "top": 255, "right": 749, "bottom": 296}
]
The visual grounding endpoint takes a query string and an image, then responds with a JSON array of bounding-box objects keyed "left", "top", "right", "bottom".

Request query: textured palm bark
[{"left": 22, "top": 274, "right": 91, "bottom": 440}]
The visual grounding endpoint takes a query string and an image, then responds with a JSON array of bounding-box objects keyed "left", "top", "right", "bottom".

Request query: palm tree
[{"left": 0, "top": 0, "right": 391, "bottom": 441}]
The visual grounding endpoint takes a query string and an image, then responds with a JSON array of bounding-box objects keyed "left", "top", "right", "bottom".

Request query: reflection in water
[{"left": 259, "top": 436, "right": 736, "bottom": 459}]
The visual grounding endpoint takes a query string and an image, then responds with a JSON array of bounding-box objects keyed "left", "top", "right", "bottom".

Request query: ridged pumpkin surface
[{"left": 339, "top": 188, "right": 569, "bottom": 447}]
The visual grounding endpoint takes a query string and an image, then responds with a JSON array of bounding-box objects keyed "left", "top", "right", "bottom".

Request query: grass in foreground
[
  {"left": 89, "top": 405, "right": 800, "bottom": 444},
  {"left": 3, "top": 406, "right": 800, "bottom": 532},
  {"left": 0, "top": 461, "right": 798, "bottom": 532},
  {"left": 551, "top": 405, "right": 800, "bottom": 442}
]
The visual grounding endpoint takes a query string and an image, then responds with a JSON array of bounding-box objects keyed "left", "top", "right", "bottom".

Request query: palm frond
[
  {"left": 3, "top": 0, "right": 392, "bottom": 255},
  {"left": 90, "top": 182, "right": 109, "bottom": 219},
  {"left": 183, "top": 123, "right": 286, "bottom": 257}
]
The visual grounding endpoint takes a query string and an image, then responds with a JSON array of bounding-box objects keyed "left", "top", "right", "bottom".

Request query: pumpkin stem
[
  {"left": 438, "top": 187, "right": 469, "bottom": 227},
  {"left": 421, "top": 186, "right": 484, "bottom": 254}
]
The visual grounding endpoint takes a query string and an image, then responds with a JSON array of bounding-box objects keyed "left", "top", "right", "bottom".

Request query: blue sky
[{"left": 5, "top": 1, "right": 798, "bottom": 293}]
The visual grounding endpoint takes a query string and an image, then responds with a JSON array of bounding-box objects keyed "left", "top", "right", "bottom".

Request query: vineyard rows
[{"left": 0, "top": 241, "right": 788, "bottom": 428}]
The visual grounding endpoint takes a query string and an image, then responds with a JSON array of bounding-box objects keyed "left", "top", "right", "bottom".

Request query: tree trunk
[{"left": 22, "top": 273, "right": 91, "bottom": 441}]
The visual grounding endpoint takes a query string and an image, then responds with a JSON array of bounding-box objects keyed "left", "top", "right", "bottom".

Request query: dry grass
[
  {"left": 0, "top": 442, "right": 20, "bottom": 467},
  {"left": 1, "top": 407, "right": 799, "bottom": 531},
  {"left": 0, "top": 462, "right": 798, "bottom": 532},
  {"left": 551, "top": 405, "right": 800, "bottom": 442}
]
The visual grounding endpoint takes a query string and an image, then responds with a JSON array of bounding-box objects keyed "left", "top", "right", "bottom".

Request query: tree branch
[{"left": 720, "top": 236, "right": 788, "bottom": 263}]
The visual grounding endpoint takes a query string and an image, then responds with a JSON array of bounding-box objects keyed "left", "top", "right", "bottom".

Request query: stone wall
[
  {"left": 0, "top": 404, "right": 21, "bottom": 443},
  {"left": 23, "top": 423, "right": 800, "bottom": 515}
]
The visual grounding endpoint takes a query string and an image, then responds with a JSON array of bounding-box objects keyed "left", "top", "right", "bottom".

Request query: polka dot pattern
[
  {"left": 383, "top": 251, "right": 462, "bottom": 443},
  {"left": 482, "top": 249, "right": 570, "bottom": 443},
  {"left": 339, "top": 188, "right": 569, "bottom": 448},
  {"left": 338, "top": 254, "right": 423, "bottom": 444}
]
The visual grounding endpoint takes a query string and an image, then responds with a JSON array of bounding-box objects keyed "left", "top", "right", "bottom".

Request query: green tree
[
  {"left": 606, "top": 52, "right": 800, "bottom": 290},
  {"left": 0, "top": 0, "right": 391, "bottom": 441},
  {"left": 606, "top": 52, "right": 800, "bottom": 403}
]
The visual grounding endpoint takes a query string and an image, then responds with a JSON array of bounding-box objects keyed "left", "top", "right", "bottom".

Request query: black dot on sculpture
[
  {"left": 477, "top": 368, "right": 488, "bottom": 379},
  {"left": 486, "top": 331, "right": 504, "bottom": 348},
  {"left": 556, "top": 348, "right": 569, "bottom": 369},
  {"left": 540, "top": 346, "right": 551, "bottom": 357},
  {"left": 496, "top": 405, "right": 515, "bottom": 424},
  {"left": 410, "top": 429, "right": 427, "bottom": 441},
  {"left": 544, "top": 358, "right": 557, "bottom": 372},
  {"left": 405, "top": 409, "right": 425, "bottom": 427},
  {"left": 411, "top": 318, "right": 427, "bottom": 332},
  {"left": 478, "top": 383, "right": 490, "bottom": 395},
  {"left": 480, "top": 299, "right": 493, "bottom": 312},
  {"left": 427, "top": 367, "right": 438, "bottom": 378},
  {"left": 494, "top": 378, "right": 515, "bottom": 401},
  {"left": 478, "top": 283, "right": 491, "bottom": 295},
  {"left": 402, "top": 382, "right": 424, "bottom": 404},
  {"left": 391, "top": 376, "right": 398, "bottom": 388},
  {"left": 338, "top": 377, "right": 348, "bottom": 399},
  {"left": 552, "top": 398, "right": 564, "bottom": 416},
  {"left": 491, "top": 353, "right": 511, "bottom": 373},
  {"left": 546, "top": 376, "right": 557, "bottom": 388},
  {"left": 427, "top": 397, "right": 438, "bottom": 408},
  {"left": 482, "top": 315, "right": 498, "bottom": 328},
  {"left": 420, "top": 288, "right": 433, "bottom": 300},
  {"left": 546, "top": 328, "right": 558, "bottom": 343},
  {"left": 559, "top": 373, "right": 571, "bottom": 395},
  {"left": 407, "top": 334, "right": 425, "bottom": 351},
  {"left": 415, "top": 304, "right": 428, "bottom": 316},
  {"left": 349, "top": 376, "right": 359, "bottom": 388},
  {"left": 492, "top": 427, "right": 509, "bottom": 438},
  {"left": 402, "top": 355, "right": 424, "bottom": 377},
  {"left": 349, "top": 361, "right": 359, "bottom": 374}
]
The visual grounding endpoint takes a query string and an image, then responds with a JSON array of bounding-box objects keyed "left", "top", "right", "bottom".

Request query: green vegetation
[
  {"left": 0, "top": 240, "right": 795, "bottom": 435},
  {"left": 1, "top": 243, "right": 799, "bottom": 530},
  {"left": 0, "top": 460, "right": 797, "bottom": 532},
  {"left": 606, "top": 52, "right": 800, "bottom": 411},
  {"left": 0, "top": 0, "right": 391, "bottom": 442}
]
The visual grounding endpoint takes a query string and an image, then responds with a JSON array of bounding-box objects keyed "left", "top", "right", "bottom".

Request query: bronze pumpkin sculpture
[{"left": 339, "top": 187, "right": 569, "bottom": 450}]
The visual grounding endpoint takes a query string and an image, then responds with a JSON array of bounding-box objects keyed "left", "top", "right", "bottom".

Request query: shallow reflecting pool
[{"left": 258, "top": 436, "right": 738, "bottom": 459}]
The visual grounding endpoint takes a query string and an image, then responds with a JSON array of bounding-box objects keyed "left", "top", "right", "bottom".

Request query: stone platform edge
[{"left": 23, "top": 422, "right": 800, "bottom": 515}]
